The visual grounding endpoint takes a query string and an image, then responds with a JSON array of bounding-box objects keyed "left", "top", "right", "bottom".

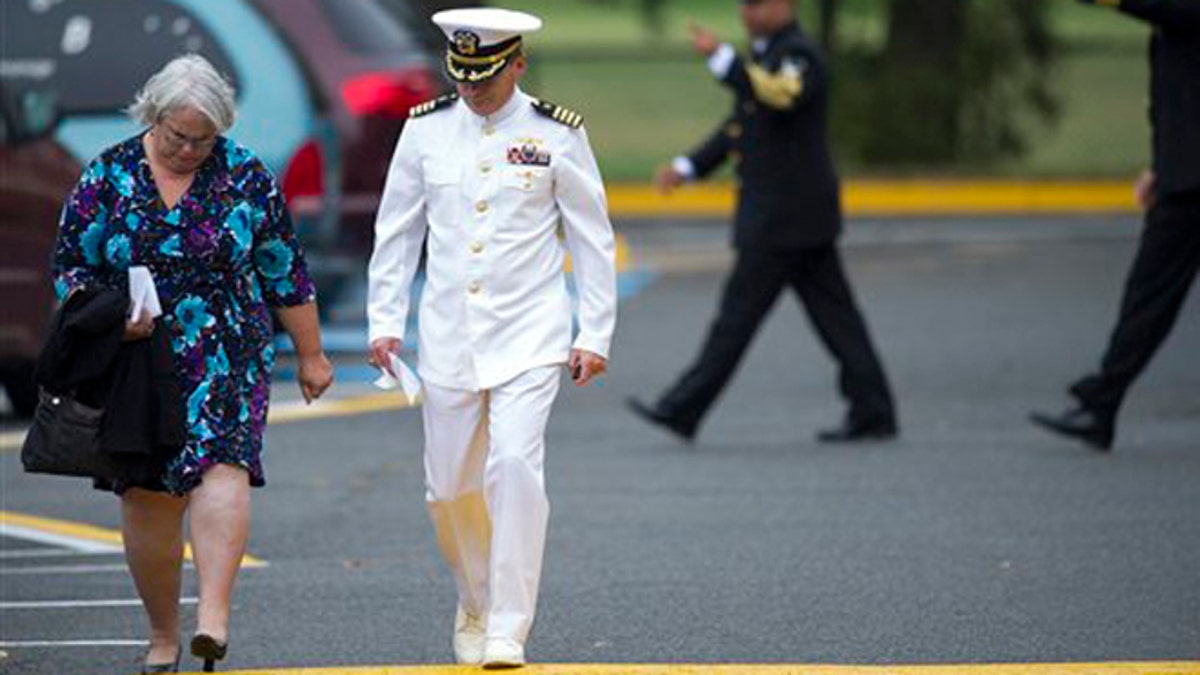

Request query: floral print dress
[{"left": 53, "top": 133, "right": 315, "bottom": 494}]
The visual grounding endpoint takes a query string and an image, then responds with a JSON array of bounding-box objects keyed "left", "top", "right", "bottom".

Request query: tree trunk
[
  {"left": 818, "top": 0, "right": 838, "bottom": 55},
  {"left": 863, "top": 0, "right": 969, "bottom": 163}
]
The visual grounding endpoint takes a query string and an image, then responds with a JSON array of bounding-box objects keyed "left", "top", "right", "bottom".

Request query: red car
[
  {"left": 252, "top": 0, "right": 444, "bottom": 263},
  {"left": 0, "top": 89, "right": 80, "bottom": 417}
]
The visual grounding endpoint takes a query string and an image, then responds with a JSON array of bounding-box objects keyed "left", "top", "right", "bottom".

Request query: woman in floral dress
[{"left": 52, "top": 55, "right": 333, "bottom": 673}]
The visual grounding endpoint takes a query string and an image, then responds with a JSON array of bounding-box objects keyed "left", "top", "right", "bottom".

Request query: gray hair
[{"left": 127, "top": 54, "right": 236, "bottom": 131}]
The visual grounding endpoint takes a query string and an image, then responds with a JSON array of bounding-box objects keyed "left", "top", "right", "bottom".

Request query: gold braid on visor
[{"left": 446, "top": 39, "right": 522, "bottom": 82}]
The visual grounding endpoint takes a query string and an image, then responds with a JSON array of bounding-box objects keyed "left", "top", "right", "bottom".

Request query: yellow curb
[
  {"left": 607, "top": 180, "right": 1137, "bottom": 217},
  {"left": 209, "top": 663, "right": 1200, "bottom": 675},
  {"left": 0, "top": 510, "right": 267, "bottom": 568}
]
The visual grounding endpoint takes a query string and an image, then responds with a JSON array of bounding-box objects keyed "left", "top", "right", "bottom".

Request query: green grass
[
  {"left": 1000, "top": 48, "right": 1149, "bottom": 178},
  {"left": 522, "top": 56, "right": 734, "bottom": 181},
  {"left": 496, "top": 0, "right": 1153, "bottom": 180}
]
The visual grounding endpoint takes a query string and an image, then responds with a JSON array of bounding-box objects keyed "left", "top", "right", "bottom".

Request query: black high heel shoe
[
  {"left": 140, "top": 647, "right": 181, "bottom": 673},
  {"left": 190, "top": 633, "right": 228, "bottom": 672}
]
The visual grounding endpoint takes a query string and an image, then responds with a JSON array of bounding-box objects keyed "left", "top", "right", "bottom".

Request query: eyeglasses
[{"left": 155, "top": 120, "right": 217, "bottom": 152}]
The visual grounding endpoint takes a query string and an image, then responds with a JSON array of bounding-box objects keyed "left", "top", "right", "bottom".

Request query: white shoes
[
  {"left": 453, "top": 607, "right": 487, "bottom": 665},
  {"left": 482, "top": 637, "right": 525, "bottom": 669}
]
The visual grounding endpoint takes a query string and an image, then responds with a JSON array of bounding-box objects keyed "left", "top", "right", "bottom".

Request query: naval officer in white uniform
[{"left": 367, "top": 7, "right": 617, "bottom": 668}]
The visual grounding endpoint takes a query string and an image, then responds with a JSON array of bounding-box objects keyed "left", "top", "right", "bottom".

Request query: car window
[
  {"left": 314, "top": 0, "right": 418, "bottom": 55},
  {"left": 0, "top": 104, "right": 10, "bottom": 146},
  {"left": 0, "top": 0, "right": 238, "bottom": 116}
]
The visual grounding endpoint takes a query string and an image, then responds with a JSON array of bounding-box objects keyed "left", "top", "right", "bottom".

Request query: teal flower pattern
[
  {"left": 206, "top": 344, "right": 231, "bottom": 377},
  {"left": 159, "top": 233, "right": 183, "bottom": 258},
  {"left": 104, "top": 233, "right": 132, "bottom": 268},
  {"left": 227, "top": 202, "right": 254, "bottom": 254},
  {"left": 80, "top": 221, "right": 107, "bottom": 266},
  {"left": 254, "top": 239, "right": 294, "bottom": 280},
  {"left": 175, "top": 294, "right": 216, "bottom": 347}
]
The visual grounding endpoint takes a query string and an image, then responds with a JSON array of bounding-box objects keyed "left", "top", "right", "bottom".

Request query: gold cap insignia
[{"left": 454, "top": 30, "right": 480, "bottom": 56}]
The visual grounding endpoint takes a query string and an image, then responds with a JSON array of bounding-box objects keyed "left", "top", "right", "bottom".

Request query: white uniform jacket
[{"left": 368, "top": 88, "right": 617, "bottom": 391}]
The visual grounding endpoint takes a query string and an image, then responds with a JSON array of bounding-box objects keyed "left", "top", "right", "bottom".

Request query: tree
[
  {"left": 818, "top": 0, "right": 839, "bottom": 54},
  {"left": 860, "top": 0, "right": 1059, "bottom": 165}
]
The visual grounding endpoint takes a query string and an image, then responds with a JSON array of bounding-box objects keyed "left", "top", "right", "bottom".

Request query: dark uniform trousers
[
  {"left": 659, "top": 244, "right": 895, "bottom": 431},
  {"left": 1071, "top": 188, "right": 1200, "bottom": 418}
]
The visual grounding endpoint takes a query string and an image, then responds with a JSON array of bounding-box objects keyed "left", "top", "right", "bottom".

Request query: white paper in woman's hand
[{"left": 128, "top": 266, "right": 163, "bottom": 318}]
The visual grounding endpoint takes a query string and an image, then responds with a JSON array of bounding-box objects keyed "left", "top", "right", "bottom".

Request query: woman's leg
[
  {"left": 188, "top": 464, "right": 251, "bottom": 642},
  {"left": 121, "top": 488, "right": 188, "bottom": 663}
]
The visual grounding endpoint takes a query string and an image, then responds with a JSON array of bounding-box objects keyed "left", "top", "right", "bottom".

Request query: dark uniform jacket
[
  {"left": 689, "top": 21, "right": 841, "bottom": 251},
  {"left": 1116, "top": 0, "right": 1200, "bottom": 197}
]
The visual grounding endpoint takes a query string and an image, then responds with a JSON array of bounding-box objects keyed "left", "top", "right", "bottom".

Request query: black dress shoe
[
  {"left": 1030, "top": 407, "right": 1113, "bottom": 451},
  {"left": 626, "top": 397, "right": 697, "bottom": 442},
  {"left": 816, "top": 418, "right": 897, "bottom": 443}
]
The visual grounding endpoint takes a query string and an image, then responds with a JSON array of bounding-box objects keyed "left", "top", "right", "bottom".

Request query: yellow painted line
[
  {"left": 0, "top": 511, "right": 266, "bottom": 568},
  {"left": 214, "top": 663, "right": 1200, "bottom": 675},
  {"left": 267, "top": 391, "right": 415, "bottom": 425},
  {"left": 607, "top": 180, "right": 1137, "bottom": 217},
  {"left": 0, "top": 392, "right": 415, "bottom": 454}
]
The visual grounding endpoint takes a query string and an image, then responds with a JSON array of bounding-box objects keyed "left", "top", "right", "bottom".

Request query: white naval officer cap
[{"left": 431, "top": 7, "right": 543, "bottom": 83}]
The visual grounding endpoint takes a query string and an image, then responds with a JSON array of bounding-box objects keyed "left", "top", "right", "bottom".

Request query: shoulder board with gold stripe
[
  {"left": 408, "top": 93, "right": 458, "bottom": 119},
  {"left": 531, "top": 99, "right": 584, "bottom": 129}
]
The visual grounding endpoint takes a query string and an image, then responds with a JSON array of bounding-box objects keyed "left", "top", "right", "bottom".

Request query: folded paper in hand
[
  {"left": 128, "top": 266, "right": 162, "bottom": 319},
  {"left": 372, "top": 352, "right": 422, "bottom": 402}
]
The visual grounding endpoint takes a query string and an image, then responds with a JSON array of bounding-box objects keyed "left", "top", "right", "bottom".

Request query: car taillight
[
  {"left": 341, "top": 70, "right": 440, "bottom": 118},
  {"left": 282, "top": 139, "right": 324, "bottom": 202}
]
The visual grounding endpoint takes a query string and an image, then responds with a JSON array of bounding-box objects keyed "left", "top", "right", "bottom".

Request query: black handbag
[{"left": 21, "top": 388, "right": 122, "bottom": 480}]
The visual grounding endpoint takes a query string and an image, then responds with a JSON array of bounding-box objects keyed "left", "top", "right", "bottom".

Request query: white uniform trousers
[{"left": 421, "top": 365, "right": 561, "bottom": 644}]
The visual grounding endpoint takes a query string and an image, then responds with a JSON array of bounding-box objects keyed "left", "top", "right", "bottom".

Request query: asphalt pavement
[{"left": 1, "top": 214, "right": 1198, "bottom": 674}]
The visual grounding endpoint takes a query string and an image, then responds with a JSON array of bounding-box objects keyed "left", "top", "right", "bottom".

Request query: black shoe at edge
[
  {"left": 626, "top": 397, "right": 697, "bottom": 443},
  {"left": 816, "top": 418, "right": 898, "bottom": 443},
  {"left": 1030, "top": 407, "right": 1114, "bottom": 451}
]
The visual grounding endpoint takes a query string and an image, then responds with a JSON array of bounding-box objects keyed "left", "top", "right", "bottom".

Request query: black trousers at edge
[{"left": 1071, "top": 188, "right": 1200, "bottom": 419}]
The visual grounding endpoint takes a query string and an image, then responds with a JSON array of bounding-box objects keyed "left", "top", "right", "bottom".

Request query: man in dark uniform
[
  {"left": 627, "top": 0, "right": 897, "bottom": 443},
  {"left": 1032, "top": 0, "right": 1200, "bottom": 451}
]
